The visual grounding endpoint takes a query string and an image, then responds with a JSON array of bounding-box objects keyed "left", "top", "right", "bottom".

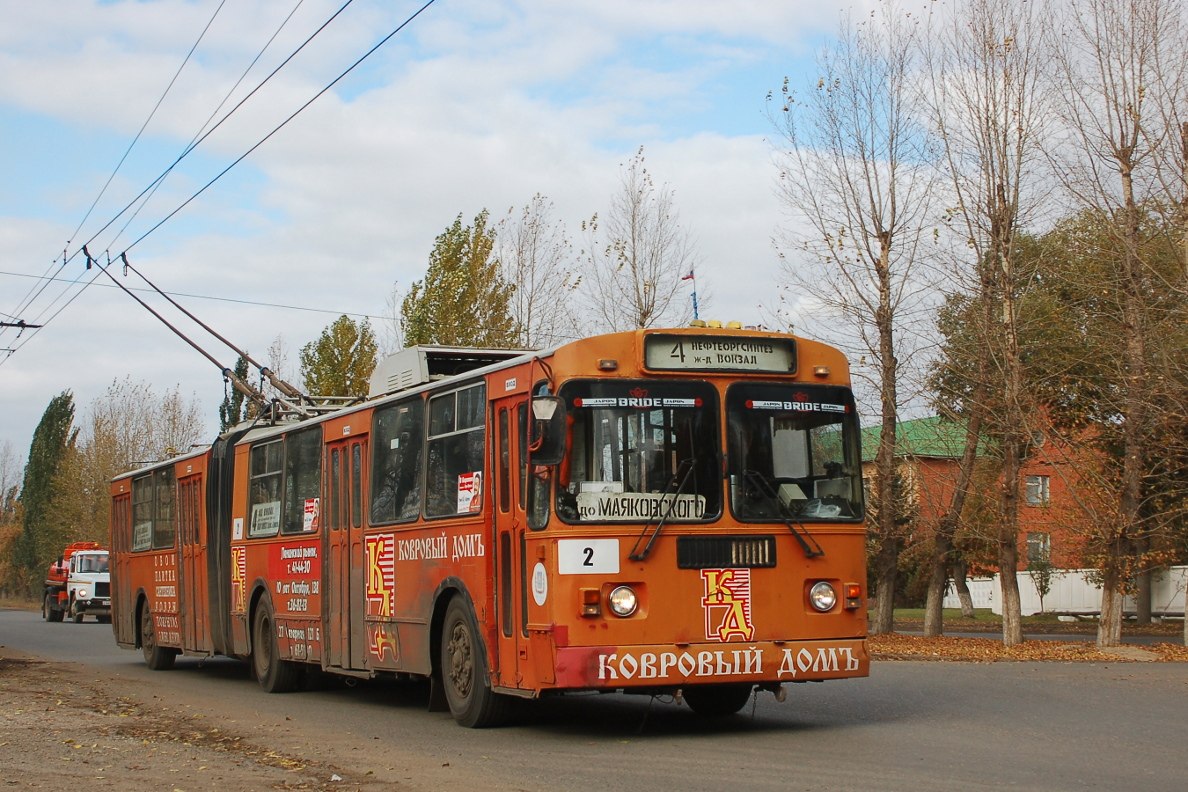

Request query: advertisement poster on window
[{"left": 457, "top": 471, "right": 482, "bottom": 513}]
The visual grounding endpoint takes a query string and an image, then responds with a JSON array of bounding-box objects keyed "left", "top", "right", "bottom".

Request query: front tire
[
  {"left": 252, "top": 598, "right": 301, "bottom": 693},
  {"left": 683, "top": 683, "right": 754, "bottom": 717},
  {"left": 70, "top": 597, "right": 84, "bottom": 623},
  {"left": 440, "top": 597, "right": 509, "bottom": 728},
  {"left": 140, "top": 602, "right": 178, "bottom": 670}
]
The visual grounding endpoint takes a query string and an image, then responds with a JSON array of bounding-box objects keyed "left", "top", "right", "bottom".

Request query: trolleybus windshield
[
  {"left": 556, "top": 380, "right": 721, "bottom": 523},
  {"left": 726, "top": 383, "right": 863, "bottom": 522}
]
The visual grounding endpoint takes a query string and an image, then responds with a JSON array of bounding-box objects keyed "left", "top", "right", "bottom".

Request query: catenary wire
[
  {"left": 105, "top": 0, "right": 311, "bottom": 254},
  {"left": 1, "top": 1, "right": 229, "bottom": 333},
  {"left": 0, "top": 0, "right": 356, "bottom": 352},
  {"left": 2, "top": 0, "right": 437, "bottom": 361}
]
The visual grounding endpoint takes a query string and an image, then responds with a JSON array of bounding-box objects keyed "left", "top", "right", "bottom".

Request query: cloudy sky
[{"left": 0, "top": 0, "right": 872, "bottom": 461}]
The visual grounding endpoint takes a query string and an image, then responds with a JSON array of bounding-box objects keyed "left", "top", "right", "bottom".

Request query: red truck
[{"left": 42, "top": 541, "right": 111, "bottom": 623}]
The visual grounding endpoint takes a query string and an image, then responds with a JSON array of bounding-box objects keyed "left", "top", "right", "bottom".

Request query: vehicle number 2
[{"left": 557, "top": 539, "right": 620, "bottom": 575}]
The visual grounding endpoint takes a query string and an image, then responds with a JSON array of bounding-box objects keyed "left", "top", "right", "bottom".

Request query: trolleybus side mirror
[{"left": 529, "top": 396, "right": 567, "bottom": 466}]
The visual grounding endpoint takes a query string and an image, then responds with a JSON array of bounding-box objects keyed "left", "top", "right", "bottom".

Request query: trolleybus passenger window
[
  {"left": 351, "top": 442, "right": 362, "bottom": 529},
  {"left": 248, "top": 440, "right": 283, "bottom": 537},
  {"left": 370, "top": 400, "right": 424, "bottom": 524},
  {"left": 153, "top": 467, "right": 176, "bottom": 548},
  {"left": 329, "top": 448, "right": 341, "bottom": 530},
  {"left": 426, "top": 383, "right": 486, "bottom": 518},
  {"left": 498, "top": 408, "right": 510, "bottom": 513},
  {"left": 283, "top": 427, "right": 322, "bottom": 534},
  {"left": 131, "top": 474, "right": 154, "bottom": 551}
]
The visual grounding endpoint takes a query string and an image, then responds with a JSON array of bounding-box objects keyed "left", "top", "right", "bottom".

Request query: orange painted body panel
[{"left": 110, "top": 328, "right": 869, "bottom": 698}]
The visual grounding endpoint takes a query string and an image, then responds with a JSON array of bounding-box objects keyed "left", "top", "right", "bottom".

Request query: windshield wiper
[
  {"left": 743, "top": 470, "right": 825, "bottom": 558},
  {"left": 628, "top": 458, "right": 695, "bottom": 562}
]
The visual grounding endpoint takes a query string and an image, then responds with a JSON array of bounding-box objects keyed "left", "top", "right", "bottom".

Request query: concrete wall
[{"left": 945, "top": 566, "right": 1187, "bottom": 617}]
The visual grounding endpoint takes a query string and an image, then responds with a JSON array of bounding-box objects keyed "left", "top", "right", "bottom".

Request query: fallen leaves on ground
[{"left": 870, "top": 633, "right": 1188, "bottom": 662}]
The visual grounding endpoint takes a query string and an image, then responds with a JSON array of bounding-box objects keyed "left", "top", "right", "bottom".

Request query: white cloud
[{"left": 0, "top": 0, "right": 858, "bottom": 456}]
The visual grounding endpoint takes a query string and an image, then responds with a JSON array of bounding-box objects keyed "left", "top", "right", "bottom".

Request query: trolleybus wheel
[
  {"left": 140, "top": 602, "right": 178, "bottom": 670},
  {"left": 683, "top": 683, "right": 754, "bottom": 717},
  {"left": 252, "top": 598, "right": 301, "bottom": 693},
  {"left": 440, "top": 597, "right": 509, "bottom": 728}
]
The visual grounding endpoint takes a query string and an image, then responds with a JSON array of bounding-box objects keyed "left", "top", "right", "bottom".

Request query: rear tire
[
  {"left": 440, "top": 597, "right": 509, "bottom": 728},
  {"left": 252, "top": 598, "right": 301, "bottom": 693},
  {"left": 140, "top": 602, "right": 178, "bottom": 670},
  {"left": 683, "top": 683, "right": 754, "bottom": 717},
  {"left": 45, "top": 593, "right": 64, "bottom": 623}
]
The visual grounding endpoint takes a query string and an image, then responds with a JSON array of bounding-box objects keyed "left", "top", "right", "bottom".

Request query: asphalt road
[{"left": 2, "top": 608, "right": 1185, "bottom": 791}]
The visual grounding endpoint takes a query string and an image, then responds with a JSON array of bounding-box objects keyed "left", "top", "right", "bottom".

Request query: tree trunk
[
  {"left": 871, "top": 540, "right": 899, "bottom": 635},
  {"left": 1097, "top": 165, "right": 1148, "bottom": 648},
  {"left": 998, "top": 540, "right": 1024, "bottom": 646},
  {"left": 1097, "top": 565, "right": 1124, "bottom": 648},
  {"left": 998, "top": 449, "right": 1025, "bottom": 646},
  {"left": 953, "top": 560, "right": 976, "bottom": 618},
  {"left": 1134, "top": 550, "right": 1151, "bottom": 625},
  {"left": 923, "top": 531, "right": 953, "bottom": 636},
  {"left": 869, "top": 238, "right": 901, "bottom": 636},
  {"left": 924, "top": 397, "right": 987, "bottom": 636}
]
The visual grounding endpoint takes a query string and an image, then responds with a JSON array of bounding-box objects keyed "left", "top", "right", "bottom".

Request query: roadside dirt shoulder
[{"left": 0, "top": 648, "right": 361, "bottom": 791}]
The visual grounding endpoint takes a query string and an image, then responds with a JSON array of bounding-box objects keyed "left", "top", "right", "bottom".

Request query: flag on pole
[{"left": 681, "top": 269, "right": 695, "bottom": 281}]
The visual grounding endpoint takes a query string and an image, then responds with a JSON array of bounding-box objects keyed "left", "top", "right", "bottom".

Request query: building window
[
  {"left": 1026, "top": 532, "right": 1051, "bottom": 564},
  {"left": 1024, "top": 474, "right": 1050, "bottom": 507}
]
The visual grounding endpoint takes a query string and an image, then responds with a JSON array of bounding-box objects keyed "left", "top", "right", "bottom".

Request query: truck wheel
[
  {"left": 140, "top": 603, "right": 178, "bottom": 670},
  {"left": 70, "top": 597, "right": 84, "bottom": 623},
  {"left": 440, "top": 597, "right": 509, "bottom": 728},
  {"left": 45, "top": 593, "right": 64, "bottom": 623},
  {"left": 252, "top": 598, "right": 301, "bottom": 693}
]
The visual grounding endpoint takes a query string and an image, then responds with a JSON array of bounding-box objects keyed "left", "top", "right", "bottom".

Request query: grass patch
[{"left": 0, "top": 595, "right": 38, "bottom": 611}]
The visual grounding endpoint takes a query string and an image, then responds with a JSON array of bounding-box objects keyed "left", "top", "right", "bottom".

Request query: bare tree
[
  {"left": 582, "top": 147, "right": 698, "bottom": 331},
  {"left": 926, "top": 0, "right": 1051, "bottom": 646},
  {"left": 497, "top": 194, "right": 581, "bottom": 347},
  {"left": 88, "top": 377, "right": 207, "bottom": 467},
  {"left": 1044, "top": 0, "right": 1188, "bottom": 646},
  {"left": 379, "top": 284, "right": 405, "bottom": 357},
  {"left": 0, "top": 440, "right": 20, "bottom": 516},
  {"left": 772, "top": 2, "right": 937, "bottom": 635},
  {"left": 42, "top": 379, "right": 206, "bottom": 552},
  {"left": 264, "top": 335, "right": 296, "bottom": 390}
]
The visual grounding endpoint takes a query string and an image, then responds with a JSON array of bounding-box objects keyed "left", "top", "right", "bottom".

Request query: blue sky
[{"left": 0, "top": 0, "right": 866, "bottom": 463}]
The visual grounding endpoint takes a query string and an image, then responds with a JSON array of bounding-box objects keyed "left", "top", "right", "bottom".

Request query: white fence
[{"left": 944, "top": 566, "right": 1187, "bottom": 617}]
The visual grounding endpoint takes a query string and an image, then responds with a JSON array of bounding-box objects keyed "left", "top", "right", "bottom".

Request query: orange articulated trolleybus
[{"left": 110, "top": 326, "right": 869, "bottom": 727}]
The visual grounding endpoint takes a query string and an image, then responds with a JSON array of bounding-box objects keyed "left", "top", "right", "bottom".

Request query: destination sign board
[{"left": 644, "top": 334, "right": 796, "bottom": 373}]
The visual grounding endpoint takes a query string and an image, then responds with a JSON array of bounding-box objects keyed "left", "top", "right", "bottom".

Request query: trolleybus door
[
  {"left": 178, "top": 472, "right": 205, "bottom": 651},
  {"left": 325, "top": 437, "right": 368, "bottom": 670},
  {"left": 111, "top": 491, "right": 133, "bottom": 645},
  {"left": 492, "top": 399, "right": 530, "bottom": 687}
]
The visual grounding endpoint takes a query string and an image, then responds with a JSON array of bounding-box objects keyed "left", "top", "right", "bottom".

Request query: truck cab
[{"left": 66, "top": 550, "right": 111, "bottom": 623}]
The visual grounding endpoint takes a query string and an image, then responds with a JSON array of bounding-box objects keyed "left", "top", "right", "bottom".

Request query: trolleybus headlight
[
  {"left": 809, "top": 581, "right": 837, "bottom": 612},
  {"left": 608, "top": 585, "right": 638, "bottom": 617}
]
